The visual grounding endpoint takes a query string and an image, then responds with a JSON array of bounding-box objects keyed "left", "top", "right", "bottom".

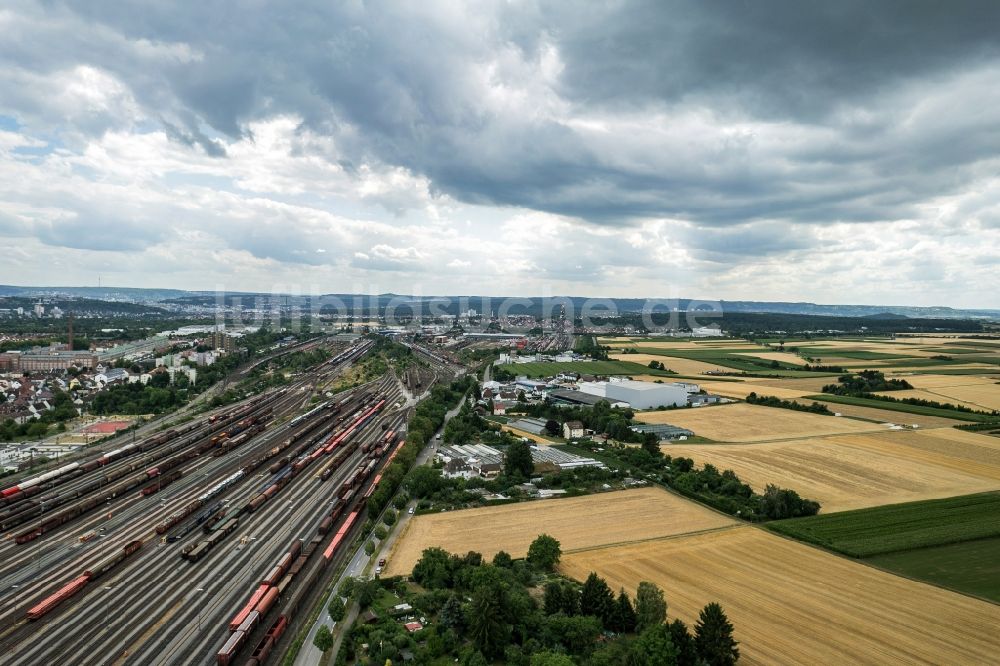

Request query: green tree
[
  {"left": 640, "top": 432, "right": 661, "bottom": 456},
  {"left": 611, "top": 587, "right": 637, "bottom": 633},
  {"left": 327, "top": 596, "right": 346, "bottom": 622},
  {"left": 492, "top": 550, "right": 514, "bottom": 568},
  {"left": 531, "top": 651, "right": 577, "bottom": 666},
  {"left": 544, "top": 419, "right": 561, "bottom": 436},
  {"left": 504, "top": 439, "right": 534, "bottom": 478},
  {"left": 695, "top": 602, "right": 739, "bottom": 666},
  {"left": 629, "top": 623, "right": 678, "bottom": 666},
  {"left": 412, "top": 547, "right": 454, "bottom": 589},
  {"left": 356, "top": 578, "right": 380, "bottom": 609},
  {"left": 461, "top": 649, "right": 489, "bottom": 666},
  {"left": 440, "top": 593, "right": 465, "bottom": 631},
  {"left": 364, "top": 540, "right": 376, "bottom": 555},
  {"left": 546, "top": 613, "right": 602, "bottom": 656},
  {"left": 527, "top": 533, "right": 561, "bottom": 571},
  {"left": 338, "top": 577, "right": 356, "bottom": 598},
  {"left": 670, "top": 618, "right": 698, "bottom": 666},
  {"left": 466, "top": 578, "right": 511, "bottom": 658},
  {"left": 579, "top": 572, "right": 614, "bottom": 628},
  {"left": 313, "top": 624, "right": 334, "bottom": 652},
  {"left": 406, "top": 465, "right": 445, "bottom": 498},
  {"left": 635, "top": 581, "right": 667, "bottom": 632}
]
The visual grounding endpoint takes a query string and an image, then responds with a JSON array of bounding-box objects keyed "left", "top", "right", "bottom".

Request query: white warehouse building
[{"left": 578, "top": 379, "right": 692, "bottom": 409}]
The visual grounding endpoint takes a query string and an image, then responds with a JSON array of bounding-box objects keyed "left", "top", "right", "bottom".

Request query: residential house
[{"left": 562, "top": 420, "right": 585, "bottom": 439}]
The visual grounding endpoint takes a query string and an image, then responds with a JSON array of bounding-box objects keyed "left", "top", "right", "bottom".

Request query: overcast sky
[{"left": 2, "top": 1, "right": 999, "bottom": 307}]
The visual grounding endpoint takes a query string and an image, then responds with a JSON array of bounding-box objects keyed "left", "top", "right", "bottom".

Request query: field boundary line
[{"left": 561, "top": 523, "right": 745, "bottom": 556}]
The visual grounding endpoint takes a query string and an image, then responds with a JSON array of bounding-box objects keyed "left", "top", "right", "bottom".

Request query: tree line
[{"left": 745, "top": 392, "right": 832, "bottom": 415}]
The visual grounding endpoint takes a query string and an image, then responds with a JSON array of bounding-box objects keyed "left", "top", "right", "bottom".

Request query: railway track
[{"left": 0, "top": 337, "right": 409, "bottom": 665}]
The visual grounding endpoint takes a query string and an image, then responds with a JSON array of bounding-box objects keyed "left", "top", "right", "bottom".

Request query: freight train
[{"left": 25, "top": 540, "right": 143, "bottom": 621}]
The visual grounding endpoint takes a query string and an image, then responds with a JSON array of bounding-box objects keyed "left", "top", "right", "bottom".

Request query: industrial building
[
  {"left": 630, "top": 423, "right": 695, "bottom": 440},
  {"left": 507, "top": 417, "right": 550, "bottom": 436},
  {"left": 578, "top": 379, "right": 693, "bottom": 409},
  {"left": 547, "top": 389, "right": 629, "bottom": 409}
]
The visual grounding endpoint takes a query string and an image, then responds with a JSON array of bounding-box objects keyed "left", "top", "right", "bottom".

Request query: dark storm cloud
[
  {"left": 4, "top": 0, "right": 1000, "bottom": 231},
  {"left": 550, "top": 1, "right": 1000, "bottom": 116}
]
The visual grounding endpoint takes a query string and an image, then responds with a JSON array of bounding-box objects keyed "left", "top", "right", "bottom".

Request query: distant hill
[
  {"left": 863, "top": 312, "right": 909, "bottom": 319},
  {"left": 0, "top": 285, "right": 997, "bottom": 320}
]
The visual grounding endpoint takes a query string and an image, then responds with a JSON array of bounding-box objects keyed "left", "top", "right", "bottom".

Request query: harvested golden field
[
  {"left": 900, "top": 373, "right": 1000, "bottom": 389},
  {"left": 599, "top": 338, "right": 705, "bottom": 349},
  {"left": 382, "top": 487, "right": 736, "bottom": 576},
  {"left": 637, "top": 403, "right": 881, "bottom": 442},
  {"left": 755, "top": 376, "right": 837, "bottom": 393},
  {"left": 874, "top": 389, "right": 987, "bottom": 411},
  {"left": 696, "top": 381, "right": 815, "bottom": 400},
  {"left": 883, "top": 363, "right": 1000, "bottom": 374},
  {"left": 609, "top": 353, "right": 736, "bottom": 376},
  {"left": 664, "top": 429, "right": 1000, "bottom": 512},
  {"left": 634, "top": 341, "right": 752, "bottom": 351},
  {"left": 560, "top": 527, "right": 1000, "bottom": 666},
  {"left": 734, "top": 351, "right": 808, "bottom": 366},
  {"left": 906, "top": 382, "right": 1000, "bottom": 411}
]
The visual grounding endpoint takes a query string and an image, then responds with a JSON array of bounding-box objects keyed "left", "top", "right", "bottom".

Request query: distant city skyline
[{"left": 1, "top": 2, "right": 999, "bottom": 307}]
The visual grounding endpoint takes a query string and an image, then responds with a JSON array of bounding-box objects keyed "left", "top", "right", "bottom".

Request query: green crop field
[
  {"left": 504, "top": 360, "right": 676, "bottom": 378},
  {"left": 807, "top": 393, "right": 993, "bottom": 422},
  {"left": 634, "top": 348, "right": 840, "bottom": 377},
  {"left": 869, "top": 537, "right": 1000, "bottom": 603},
  {"left": 771, "top": 493, "right": 1000, "bottom": 602},
  {"left": 766, "top": 492, "right": 1000, "bottom": 558}
]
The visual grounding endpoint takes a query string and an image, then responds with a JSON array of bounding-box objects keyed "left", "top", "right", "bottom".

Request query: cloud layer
[{"left": 1, "top": 1, "right": 998, "bottom": 306}]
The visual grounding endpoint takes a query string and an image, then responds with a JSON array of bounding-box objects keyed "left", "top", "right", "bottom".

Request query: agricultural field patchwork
[
  {"left": 664, "top": 429, "right": 1000, "bottom": 512},
  {"left": 609, "top": 352, "right": 739, "bottom": 376},
  {"left": 769, "top": 492, "right": 1000, "bottom": 602},
  {"left": 694, "top": 380, "right": 818, "bottom": 400},
  {"left": 560, "top": 527, "right": 1000, "bottom": 666},
  {"left": 733, "top": 351, "right": 809, "bottom": 366},
  {"left": 884, "top": 382, "right": 1000, "bottom": 412},
  {"left": 501, "top": 359, "right": 674, "bottom": 378},
  {"left": 790, "top": 400, "right": 964, "bottom": 428},
  {"left": 808, "top": 392, "right": 997, "bottom": 422},
  {"left": 766, "top": 492, "right": 1000, "bottom": 556},
  {"left": 383, "top": 487, "right": 736, "bottom": 576},
  {"left": 637, "top": 403, "right": 881, "bottom": 442}
]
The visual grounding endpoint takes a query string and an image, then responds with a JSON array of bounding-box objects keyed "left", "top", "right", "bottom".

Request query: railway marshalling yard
[
  {"left": 389, "top": 334, "right": 1000, "bottom": 663},
  {"left": 0, "top": 338, "right": 464, "bottom": 666}
]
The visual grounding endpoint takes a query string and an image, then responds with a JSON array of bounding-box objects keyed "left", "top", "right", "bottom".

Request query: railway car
[
  {"left": 85, "top": 540, "right": 143, "bottom": 580},
  {"left": 26, "top": 574, "right": 89, "bottom": 621},
  {"left": 229, "top": 585, "right": 270, "bottom": 631},
  {"left": 183, "top": 541, "right": 212, "bottom": 562},
  {"left": 236, "top": 609, "right": 261, "bottom": 636},
  {"left": 317, "top": 516, "right": 333, "bottom": 534},
  {"left": 140, "top": 470, "right": 182, "bottom": 496},
  {"left": 217, "top": 630, "right": 246, "bottom": 666},
  {"left": 255, "top": 586, "right": 280, "bottom": 617}
]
